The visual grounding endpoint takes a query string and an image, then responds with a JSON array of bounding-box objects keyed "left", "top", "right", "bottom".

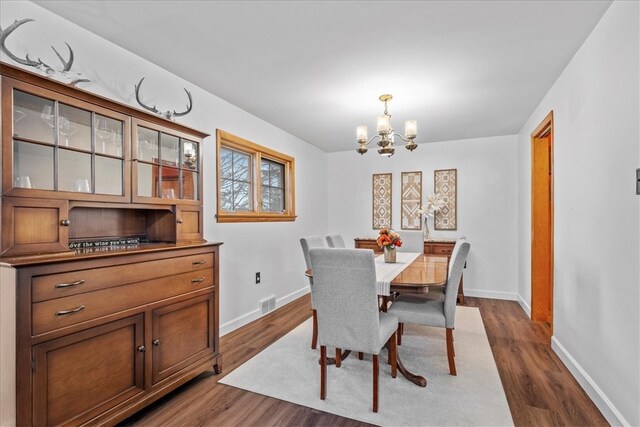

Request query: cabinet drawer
[
  {"left": 32, "top": 268, "right": 214, "bottom": 335},
  {"left": 423, "top": 244, "right": 433, "bottom": 254},
  {"left": 356, "top": 241, "right": 382, "bottom": 252},
  {"left": 32, "top": 252, "right": 214, "bottom": 302},
  {"left": 433, "top": 245, "right": 453, "bottom": 256}
]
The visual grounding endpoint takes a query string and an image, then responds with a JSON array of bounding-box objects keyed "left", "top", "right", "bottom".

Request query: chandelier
[{"left": 356, "top": 94, "right": 417, "bottom": 156}]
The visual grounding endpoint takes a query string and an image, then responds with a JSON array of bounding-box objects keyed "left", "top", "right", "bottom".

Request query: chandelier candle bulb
[
  {"left": 405, "top": 120, "right": 417, "bottom": 139},
  {"left": 357, "top": 125, "right": 368, "bottom": 142},
  {"left": 377, "top": 115, "right": 391, "bottom": 134}
]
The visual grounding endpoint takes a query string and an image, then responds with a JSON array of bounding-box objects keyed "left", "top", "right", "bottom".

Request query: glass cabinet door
[
  {"left": 5, "top": 83, "right": 129, "bottom": 201},
  {"left": 133, "top": 120, "right": 201, "bottom": 204}
]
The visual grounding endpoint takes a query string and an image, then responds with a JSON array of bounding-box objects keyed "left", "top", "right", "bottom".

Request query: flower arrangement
[
  {"left": 417, "top": 193, "right": 446, "bottom": 239},
  {"left": 376, "top": 228, "right": 402, "bottom": 249}
]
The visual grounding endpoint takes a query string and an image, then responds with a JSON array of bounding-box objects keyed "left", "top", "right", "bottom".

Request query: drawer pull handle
[
  {"left": 192, "top": 260, "right": 207, "bottom": 265},
  {"left": 55, "top": 279, "right": 85, "bottom": 289},
  {"left": 191, "top": 277, "right": 205, "bottom": 284},
  {"left": 55, "top": 305, "right": 85, "bottom": 316}
]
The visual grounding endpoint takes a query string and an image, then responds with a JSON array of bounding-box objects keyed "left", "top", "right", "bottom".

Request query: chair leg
[
  {"left": 397, "top": 323, "right": 403, "bottom": 346},
  {"left": 311, "top": 309, "right": 318, "bottom": 349},
  {"left": 390, "top": 332, "right": 397, "bottom": 378},
  {"left": 320, "top": 346, "right": 327, "bottom": 399},
  {"left": 372, "top": 354, "right": 379, "bottom": 413},
  {"left": 358, "top": 352, "right": 364, "bottom": 360},
  {"left": 335, "top": 348, "right": 342, "bottom": 367},
  {"left": 446, "top": 328, "right": 457, "bottom": 376}
]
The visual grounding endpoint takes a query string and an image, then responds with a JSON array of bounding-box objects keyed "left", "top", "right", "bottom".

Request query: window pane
[
  {"left": 269, "top": 162, "right": 284, "bottom": 188},
  {"left": 95, "top": 156, "right": 123, "bottom": 195},
  {"left": 220, "top": 148, "right": 234, "bottom": 180},
  {"left": 138, "top": 127, "right": 159, "bottom": 163},
  {"left": 137, "top": 163, "right": 158, "bottom": 197},
  {"left": 13, "top": 140, "right": 54, "bottom": 190},
  {"left": 95, "top": 115, "right": 123, "bottom": 158},
  {"left": 233, "top": 181, "right": 251, "bottom": 211},
  {"left": 58, "top": 149, "right": 92, "bottom": 193},
  {"left": 261, "top": 187, "right": 270, "bottom": 212},
  {"left": 59, "top": 104, "right": 91, "bottom": 151},
  {"left": 270, "top": 188, "right": 284, "bottom": 212},
  {"left": 161, "top": 133, "right": 180, "bottom": 166},
  {"left": 232, "top": 150, "right": 250, "bottom": 182},
  {"left": 260, "top": 160, "right": 270, "bottom": 185},
  {"left": 220, "top": 178, "right": 234, "bottom": 210},
  {"left": 13, "top": 90, "right": 55, "bottom": 144}
]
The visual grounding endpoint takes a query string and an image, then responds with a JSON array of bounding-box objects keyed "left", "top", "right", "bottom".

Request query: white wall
[
  {"left": 517, "top": 2, "right": 640, "bottom": 425},
  {"left": 0, "top": 1, "right": 328, "bottom": 333},
  {"left": 328, "top": 135, "right": 519, "bottom": 299}
]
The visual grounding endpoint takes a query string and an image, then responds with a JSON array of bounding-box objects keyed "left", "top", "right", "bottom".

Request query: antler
[
  {"left": 0, "top": 18, "right": 75, "bottom": 73},
  {"left": 134, "top": 78, "right": 162, "bottom": 116},
  {"left": 134, "top": 77, "right": 193, "bottom": 120},
  {"left": 172, "top": 88, "right": 193, "bottom": 117}
]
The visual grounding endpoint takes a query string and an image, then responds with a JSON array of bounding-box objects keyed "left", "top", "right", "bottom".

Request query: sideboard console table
[{"left": 354, "top": 237, "right": 465, "bottom": 304}]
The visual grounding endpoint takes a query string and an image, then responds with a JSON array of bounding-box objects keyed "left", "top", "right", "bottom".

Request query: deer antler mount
[
  {"left": 0, "top": 18, "right": 90, "bottom": 86},
  {"left": 134, "top": 77, "right": 193, "bottom": 121}
]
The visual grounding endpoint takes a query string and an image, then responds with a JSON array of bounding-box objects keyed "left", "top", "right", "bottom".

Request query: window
[{"left": 216, "top": 130, "right": 296, "bottom": 222}]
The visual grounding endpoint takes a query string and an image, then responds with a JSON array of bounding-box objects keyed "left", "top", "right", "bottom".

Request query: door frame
[{"left": 530, "top": 111, "right": 554, "bottom": 329}]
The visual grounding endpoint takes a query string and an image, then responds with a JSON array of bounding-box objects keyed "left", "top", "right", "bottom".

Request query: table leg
[{"left": 384, "top": 341, "right": 427, "bottom": 387}]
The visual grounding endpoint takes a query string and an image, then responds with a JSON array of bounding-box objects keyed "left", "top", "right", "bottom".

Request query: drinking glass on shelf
[
  {"left": 13, "top": 108, "right": 26, "bottom": 125},
  {"left": 59, "top": 117, "right": 79, "bottom": 147},
  {"left": 14, "top": 175, "right": 33, "bottom": 189},
  {"left": 41, "top": 105, "right": 55, "bottom": 129},
  {"left": 162, "top": 188, "right": 176, "bottom": 198},
  {"left": 95, "top": 118, "right": 115, "bottom": 154},
  {"left": 73, "top": 178, "right": 91, "bottom": 193}
]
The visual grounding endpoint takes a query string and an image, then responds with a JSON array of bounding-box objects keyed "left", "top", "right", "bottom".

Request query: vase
[
  {"left": 384, "top": 246, "right": 397, "bottom": 263},
  {"left": 423, "top": 217, "right": 430, "bottom": 241}
]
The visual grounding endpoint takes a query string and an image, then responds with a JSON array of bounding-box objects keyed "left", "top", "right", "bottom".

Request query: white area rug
[{"left": 219, "top": 306, "right": 513, "bottom": 426}]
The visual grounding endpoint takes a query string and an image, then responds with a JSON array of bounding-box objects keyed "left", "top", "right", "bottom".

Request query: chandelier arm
[
  {"left": 364, "top": 134, "right": 380, "bottom": 146},
  {"left": 392, "top": 132, "right": 411, "bottom": 143}
]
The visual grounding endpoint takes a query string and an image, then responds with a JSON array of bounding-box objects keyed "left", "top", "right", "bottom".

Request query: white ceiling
[{"left": 34, "top": 1, "right": 611, "bottom": 152}]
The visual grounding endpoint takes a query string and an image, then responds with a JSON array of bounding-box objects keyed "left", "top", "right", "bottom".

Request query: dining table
[{"left": 306, "top": 252, "right": 449, "bottom": 387}]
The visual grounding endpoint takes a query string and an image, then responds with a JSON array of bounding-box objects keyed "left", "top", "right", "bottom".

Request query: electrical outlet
[{"left": 256, "top": 272, "right": 261, "bottom": 284}]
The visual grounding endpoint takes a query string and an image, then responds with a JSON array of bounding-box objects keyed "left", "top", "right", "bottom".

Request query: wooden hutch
[{"left": 0, "top": 63, "right": 221, "bottom": 426}]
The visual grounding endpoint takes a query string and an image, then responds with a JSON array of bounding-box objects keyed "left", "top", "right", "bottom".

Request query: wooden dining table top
[{"left": 305, "top": 253, "right": 449, "bottom": 294}]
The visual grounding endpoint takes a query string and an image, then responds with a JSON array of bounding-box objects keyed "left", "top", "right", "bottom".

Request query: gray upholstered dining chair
[
  {"left": 300, "top": 236, "right": 328, "bottom": 349},
  {"left": 325, "top": 234, "right": 346, "bottom": 248},
  {"left": 309, "top": 248, "right": 398, "bottom": 413},
  {"left": 388, "top": 239, "right": 470, "bottom": 375},
  {"left": 397, "top": 231, "right": 424, "bottom": 254}
]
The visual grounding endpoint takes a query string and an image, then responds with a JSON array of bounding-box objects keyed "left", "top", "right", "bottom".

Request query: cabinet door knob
[
  {"left": 60, "top": 219, "right": 71, "bottom": 226},
  {"left": 177, "top": 218, "right": 183, "bottom": 224},
  {"left": 152, "top": 339, "right": 160, "bottom": 346},
  {"left": 138, "top": 345, "right": 146, "bottom": 353}
]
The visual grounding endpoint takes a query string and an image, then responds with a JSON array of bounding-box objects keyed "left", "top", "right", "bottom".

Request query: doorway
[{"left": 531, "top": 111, "right": 554, "bottom": 331}]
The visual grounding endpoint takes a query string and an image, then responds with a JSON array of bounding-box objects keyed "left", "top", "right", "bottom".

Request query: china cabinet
[{"left": 0, "top": 63, "right": 219, "bottom": 427}]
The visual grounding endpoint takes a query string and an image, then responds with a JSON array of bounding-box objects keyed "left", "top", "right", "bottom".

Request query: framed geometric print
[
  {"left": 434, "top": 169, "right": 457, "bottom": 230},
  {"left": 401, "top": 171, "right": 422, "bottom": 230},
  {"left": 372, "top": 173, "right": 392, "bottom": 229}
]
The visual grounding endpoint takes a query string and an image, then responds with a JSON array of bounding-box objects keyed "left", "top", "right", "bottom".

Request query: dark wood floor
[{"left": 121, "top": 295, "right": 608, "bottom": 426}]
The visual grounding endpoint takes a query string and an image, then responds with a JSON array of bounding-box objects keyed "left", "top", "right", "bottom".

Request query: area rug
[{"left": 219, "top": 306, "right": 513, "bottom": 426}]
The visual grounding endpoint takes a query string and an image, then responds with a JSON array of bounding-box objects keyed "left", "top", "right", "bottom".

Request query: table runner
[{"left": 375, "top": 252, "right": 420, "bottom": 296}]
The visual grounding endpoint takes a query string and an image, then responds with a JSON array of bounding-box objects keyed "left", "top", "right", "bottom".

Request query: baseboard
[
  {"left": 551, "top": 336, "right": 630, "bottom": 426},
  {"left": 220, "top": 286, "right": 310, "bottom": 336},
  {"left": 517, "top": 294, "right": 531, "bottom": 318},
  {"left": 463, "top": 289, "right": 518, "bottom": 301}
]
